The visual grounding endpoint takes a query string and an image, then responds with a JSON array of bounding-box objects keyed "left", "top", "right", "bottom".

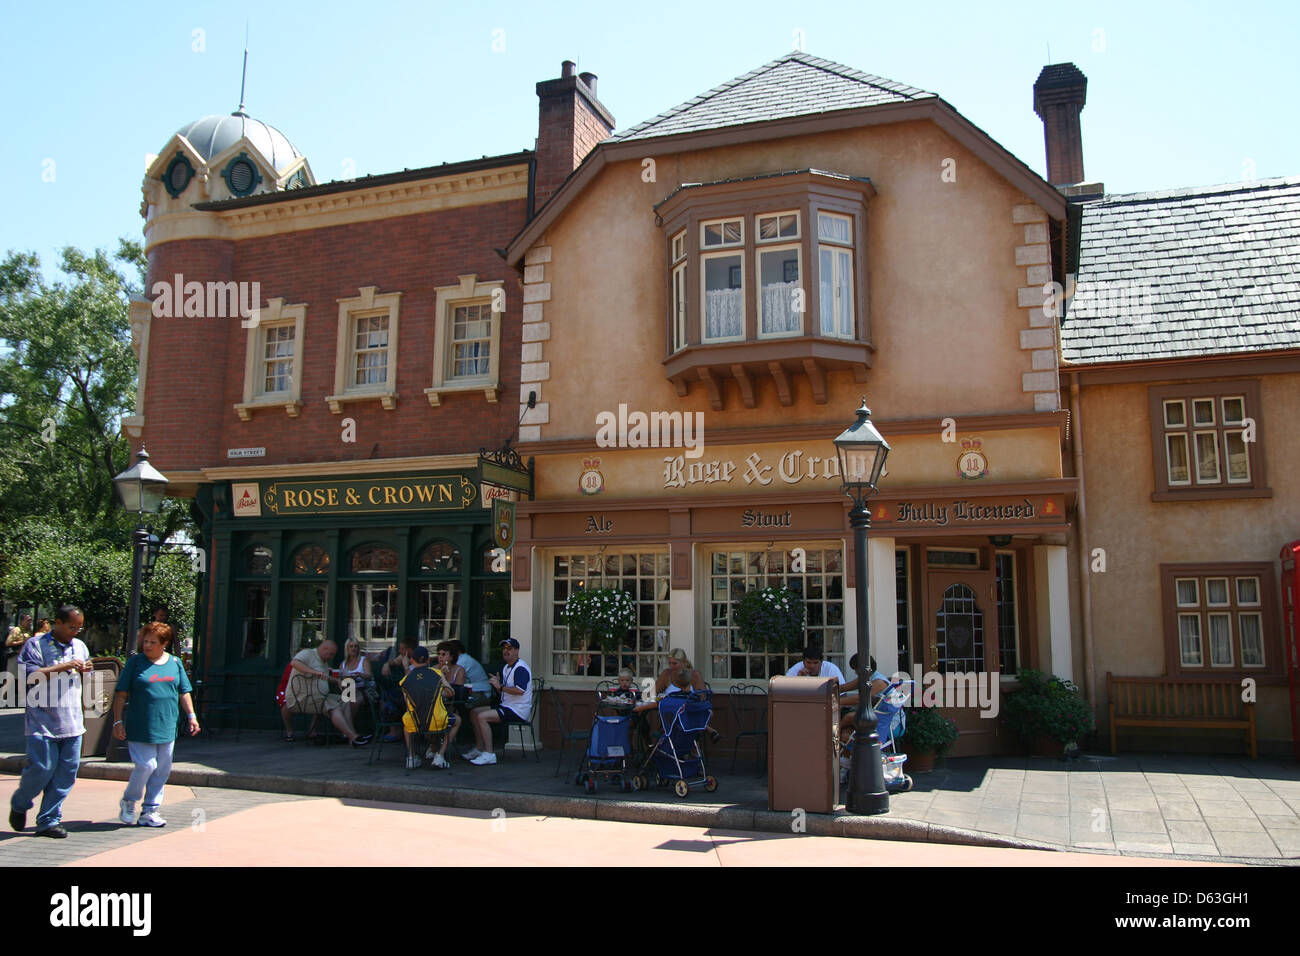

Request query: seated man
[
  {"left": 376, "top": 636, "right": 418, "bottom": 738},
  {"left": 785, "top": 644, "right": 846, "bottom": 683},
  {"left": 465, "top": 638, "right": 532, "bottom": 766},
  {"left": 281, "top": 640, "right": 372, "bottom": 747},
  {"left": 399, "top": 647, "right": 456, "bottom": 769}
]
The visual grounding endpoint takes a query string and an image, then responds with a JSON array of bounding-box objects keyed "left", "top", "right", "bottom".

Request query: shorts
[
  {"left": 403, "top": 711, "right": 457, "bottom": 734},
  {"left": 285, "top": 692, "right": 343, "bottom": 714},
  {"left": 496, "top": 706, "right": 528, "bottom": 724}
]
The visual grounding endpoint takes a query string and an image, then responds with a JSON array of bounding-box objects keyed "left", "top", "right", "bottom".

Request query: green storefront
[{"left": 193, "top": 470, "right": 511, "bottom": 711}]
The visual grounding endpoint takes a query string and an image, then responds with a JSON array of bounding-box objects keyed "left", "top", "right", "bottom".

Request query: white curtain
[
  {"left": 761, "top": 282, "right": 801, "bottom": 334},
  {"left": 705, "top": 288, "right": 743, "bottom": 339}
]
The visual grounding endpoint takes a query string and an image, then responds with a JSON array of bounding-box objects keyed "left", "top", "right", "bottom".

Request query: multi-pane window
[
  {"left": 757, "top": 212, "right": 801, "bottom": 336},
  {"left": 352, "top": 314, "right": 390, "bottom": 387},
  {"left": 1172, "top": 572, "right": 1265, "bottom": 669},
  {"left": 451, "top": 303, "right": 492, "bottom": 379},
  {"left": 290, "top": 583, "right": 327, "bottom": 655},
  {"left": 934, "top": 583, "right": 986, "bottom": 674},
  {"left": 549, "top": 551, "right": 670, "bottom": 678},
  {"left": 416, "top": 540, "right": 462, "bottom": 645},
  {"left": 701, "top": 218, "right": 744, "bottom": 342},
  {"left": 242, "top": 585, "right": 270, "bottom": 659},
  {"left": 261, "top": 325, "right": 295, "bottom": 395},
  {"left": 1150, "top": 383, "right": 1265, "bottom": 497},
  {"left": 818, "top": 213, "right": 854, "bottom": 338},
  {"left": 671, "top": 231, "right": 687, "bottom": 352},
  {"left": 895, "top": 548, "right": 911, "bottom": 675},
  {"left": 348, "top": 545, "right": 398, "bottom": 653},
  {"left": 709, "top": 547, "right": 844, "bottom": 680}
]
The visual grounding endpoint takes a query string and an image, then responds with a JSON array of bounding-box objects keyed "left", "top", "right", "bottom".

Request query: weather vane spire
[{"left": 236, "top": 22, "right": 249, "bottom": 116}]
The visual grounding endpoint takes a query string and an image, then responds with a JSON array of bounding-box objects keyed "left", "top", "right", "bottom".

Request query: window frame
[
  {"left": 426, "top": 273, "right": 504, "bottom": 406},
  {"left": 1160, "top": 562, "right": 1283, "bottom": 680},
  {"left": 1148, "top": 381, "right": 1268, "bottom": 501},
  {"left": 327, "top": 286, "right": 401, "bottom": 413},
  {"left": 236, "top": 298, "right": 306, "bottom": 421}
]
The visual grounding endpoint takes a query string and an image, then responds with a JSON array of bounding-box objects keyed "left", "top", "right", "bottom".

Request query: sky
[{"left": 2, "top": 0, "right": 1297, "bottom": 279}]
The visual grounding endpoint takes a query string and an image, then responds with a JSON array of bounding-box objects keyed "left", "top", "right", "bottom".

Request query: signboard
[
  {"left": 479, "top": 458, "right": 533, "bottom": 494},
  {"left": 493, "top": 498, "right": 516, "bottom": 551},
  {"left": 227, "top": 447, "right": 266, "bottom": 459},
  {"left": 869, "top": 495, "right": 1065, "bottom": 529},
  {"left": 232, "top": 482, "right": 262, "bottom": 517},
  {"left": 261, "top": 473, "right": 478, "bottom": 516}
]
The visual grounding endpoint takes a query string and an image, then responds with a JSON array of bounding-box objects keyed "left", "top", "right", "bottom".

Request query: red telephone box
[{"left": 1281, "top": 540, "right": 1300, "bottom": 760}]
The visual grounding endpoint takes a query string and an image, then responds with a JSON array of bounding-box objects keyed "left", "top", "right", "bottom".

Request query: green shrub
[
  {"left": 901, "top": 706, "right": 961, "bottom": 756},
  {"left": 1002, "top": 668, "right": 1095, "bottom": 746}
]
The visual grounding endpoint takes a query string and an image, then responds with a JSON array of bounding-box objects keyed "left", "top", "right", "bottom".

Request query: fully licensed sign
[
  {"left": 239, "top": 473, "right": 480, "bottom": 517},
  {"left": 870, "top": 495, "right": 1066, "bottom": 528}
]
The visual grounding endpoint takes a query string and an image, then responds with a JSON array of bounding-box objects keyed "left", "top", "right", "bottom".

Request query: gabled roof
[
  {"left": 607, "top": 52, "right": 934, "bottom": 142},
  {"left": 1061, "top": 177, "right": 1300, "bottom": 364},
  {"left": 507, "top": 53, "right": 1064, "bottom": 263}
]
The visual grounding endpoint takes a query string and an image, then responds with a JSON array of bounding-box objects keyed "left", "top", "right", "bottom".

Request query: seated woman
[
  {"left": 338, "top": 638, "right": 373, "bottom": 725},
  {"left": 839, "top": 653, "right": 890, "bottom": 740},
  {"left": 641, "top": 650, "right": 720, "bottom": 742}
]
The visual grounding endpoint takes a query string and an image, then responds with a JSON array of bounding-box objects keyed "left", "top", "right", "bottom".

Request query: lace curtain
[
  {"left": 705, "top": 288, "right": 743, "bottom": 338},
  {"left": 761, "top": 281, "right": 800, "bottom": 334}
]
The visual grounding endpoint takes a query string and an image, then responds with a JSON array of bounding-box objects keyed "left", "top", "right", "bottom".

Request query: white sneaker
[
  {"left": 118, "top": 800, "right": 136, "bottom": 825},
  {"left": 405, "top": 754, "right": 422, "bottom": 770},
  {"left": 432, "top": 753, "right": 449, "bottom": 769},
  {"left": 462, "top": 748, "right": 482, "bottom": 761},
  {"left": 424, "top": 747, "right": 436, "bottom": 760},
  {"left": 469, "top": 752, "right": 497, "bottom": 766},
  {"left": 137, "top": 809, "right": 166, "bottom": 828}
]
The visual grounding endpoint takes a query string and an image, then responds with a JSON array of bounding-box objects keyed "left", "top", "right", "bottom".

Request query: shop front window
[
  {"left": 417, "top": 583, "right": 461, "bottom": 645},
  {"left": 242, "top": 585, "right": 270, "bottom": 659},
  {"left": 350, "top": 583, "right": 397, "bottom": 654},
  {"left": 709, "top": 547, "right": 844, "bottom": 680},
  {"left": 995, "top": 552, "right": 1019, "bottom": 673},
  {"left": 550, "top": 551, "right": 670, "bottom": 679},
  {"left": 291, "top": 583, "right": 327, "bottom": 654}
]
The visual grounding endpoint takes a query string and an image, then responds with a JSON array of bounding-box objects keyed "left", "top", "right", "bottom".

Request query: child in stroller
[
  {"left": 634, "top": 671, "right": 718, "bottom": 797},
  {"left": 841, "top": 677, "right": 914, "bottom": 793},
  {"left": 576, "top": 678, "right": 639, "bottom": 793}
]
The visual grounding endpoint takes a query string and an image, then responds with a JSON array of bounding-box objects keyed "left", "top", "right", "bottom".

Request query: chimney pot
[
  {"left": 561, "top": 60, "right": 577, "bottom": 77},
  {"left": 1033, "top": 62, "right": 1088, "bottom": 187},
  {"left": 579, "top": 71, "right": 597, "bottom": 95}
]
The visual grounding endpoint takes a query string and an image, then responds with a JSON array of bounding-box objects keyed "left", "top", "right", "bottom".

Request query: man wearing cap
[{"left": 465, "top": 638, "right": 531, "bottom": 766}]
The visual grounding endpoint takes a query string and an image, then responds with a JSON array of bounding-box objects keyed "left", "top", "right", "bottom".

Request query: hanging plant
[
  {"left": 562, "top": 586, "right": 637, "bottom": 653},
  {"left": 733, "top": 585, "right": 805, "bottom": 654}
]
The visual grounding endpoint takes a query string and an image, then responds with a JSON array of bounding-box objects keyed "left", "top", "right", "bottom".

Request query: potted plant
[
  {"left": 1002, "top": 668, "right": 1095, "bottom": 756},
  {"left": 732, "top": 585, "right": 805, "bottom": 654},
  {"left": 562, "top": 585, "right": 637, "bottom": 654},
  {"left": 899, "top": 706, "right": 960, "bottom": 772}
]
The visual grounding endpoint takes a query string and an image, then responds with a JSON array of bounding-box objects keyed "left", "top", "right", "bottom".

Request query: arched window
[
  {"left": 244, "top": 545, "right": 272, "bottom": 576},
  {"left": 350, "top": 545, "right": 398, "bottom": 574},
  {"left": 418, "top": 541, "right": 461, "bottom": 575},
  {"left": 291, "top": 545, "right": 330, "bottom": 576}
]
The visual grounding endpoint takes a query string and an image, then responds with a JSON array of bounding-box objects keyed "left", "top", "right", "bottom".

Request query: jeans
[
  {"left": 10, "top": 734, "right": 82, "bottom": 831},
  {"left": 123, "top": 741, "right": 175, "bottom": 811}
]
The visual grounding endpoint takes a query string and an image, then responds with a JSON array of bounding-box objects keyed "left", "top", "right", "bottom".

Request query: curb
[{"left": 0, "top": 754, "right": 1051, "bottom": 852}]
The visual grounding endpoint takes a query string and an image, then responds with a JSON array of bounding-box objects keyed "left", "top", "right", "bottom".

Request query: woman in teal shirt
[{"left": 111, "top": 622, "right": 200, "bottom": 826}]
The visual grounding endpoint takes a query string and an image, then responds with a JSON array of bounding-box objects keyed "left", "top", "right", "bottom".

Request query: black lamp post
[
  {"left": 112, "top": 447, "right": 168, "bottom": 655},
  {"left": 833, "top": 398, "right": 892, "bottom": 815}
]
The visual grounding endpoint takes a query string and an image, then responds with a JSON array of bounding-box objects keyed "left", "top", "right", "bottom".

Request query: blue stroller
[
  {"left": 635, "top": 690, "right": 718, "bottom": 797},
  {"left": 842, "top": 679, "right": 914, "bottom": 793},
  {"left": 576, "top": 711, "right": 636, "bottom": 793}
]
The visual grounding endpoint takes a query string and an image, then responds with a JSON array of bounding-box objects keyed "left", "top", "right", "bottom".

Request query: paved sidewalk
[{"left": 3, "top": 709, "right": 1297, "bottom": 863}]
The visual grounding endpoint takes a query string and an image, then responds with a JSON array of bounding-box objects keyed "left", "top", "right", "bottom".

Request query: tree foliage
[{"left": 0, "top": 240, "right": 195, "bottom": 624}]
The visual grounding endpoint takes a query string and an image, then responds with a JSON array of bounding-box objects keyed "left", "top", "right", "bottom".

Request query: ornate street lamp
[
  {"left": 833, "top": 398, "right": 891, "bottom": 815},
  {"left": 113, "top": 447, "right": 168, "bottom": 655}
]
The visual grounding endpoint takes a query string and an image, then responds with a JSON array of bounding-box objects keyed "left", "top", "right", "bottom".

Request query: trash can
[
  {"left": 767, "top": 676, "right": 839, "bottom": 813},
  {"left": 81, "top": 657, "right": 122, "bottom": 758}
]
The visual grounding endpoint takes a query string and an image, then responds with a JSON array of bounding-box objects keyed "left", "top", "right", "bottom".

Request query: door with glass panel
[{"left": 924, "top": 552, "right": 998, "bottom": 755}]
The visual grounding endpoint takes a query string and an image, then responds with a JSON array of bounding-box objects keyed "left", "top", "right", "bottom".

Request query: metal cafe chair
[
  {"left": 286, "top": 673, "right": 342, "bottom": 746},
  {"left": 550, "top": 685, "right": 591, "bottom": 778},
  {"left": 729, "top": 683, "right": 768, "bottom": 773},
  {"left": 197, "top": 672, "right": 258, "bottom": 741},
  {"left": 366, "top": 685, "right": 406, "bottom": 766},
  {"left": 503, "top": 677, "right": 544, "bottom": 760}
]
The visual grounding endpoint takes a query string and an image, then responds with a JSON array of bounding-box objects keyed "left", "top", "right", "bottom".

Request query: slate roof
[
  {"left": 1062, "top": 177, "right": 1300, "bottom": 364},
  {"left": 607, "top": 52, "right": 934, "bottom": 143}
]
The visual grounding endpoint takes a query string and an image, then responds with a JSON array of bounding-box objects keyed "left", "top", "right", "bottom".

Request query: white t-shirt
[{"left": 784, "top": 659, "right": 845, "bottom": 683}]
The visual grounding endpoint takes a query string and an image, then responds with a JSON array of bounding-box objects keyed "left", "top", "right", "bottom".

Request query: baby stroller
[
  {"left": 842, "top": 679, "right": 914, "bottom": 793},
  {"left": 579, "top": 686, "right": 639, "bottom": 790},
  {"left": 635, "top": 690, "right": 718, "bottom": 797}
]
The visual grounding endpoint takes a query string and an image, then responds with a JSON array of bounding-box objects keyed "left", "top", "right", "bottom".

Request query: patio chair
[
  {"left": 729, "top": 683, "right": 768, "bottom": 772},
  {"left": 197, "top": 672, "right": 259, "bottom": 741},
  {"left": 366, "top": 683, "right": 407, "bottom": 766},
  {"left": 550, "top": 685, "right": 591, "bottom": 777},
  {"left": 503, "top": 677, "right": 544, "bottom": 760},
  {"left": 284, "top": 673, "right": 343, "bottom": 746}
]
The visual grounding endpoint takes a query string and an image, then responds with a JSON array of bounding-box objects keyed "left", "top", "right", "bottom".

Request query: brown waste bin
[
  {"left": 767, "top": 676, "right": 839, "bottom": 813},
  {"left": 81, "top": 657, "right": 122, "bottom": 758}
]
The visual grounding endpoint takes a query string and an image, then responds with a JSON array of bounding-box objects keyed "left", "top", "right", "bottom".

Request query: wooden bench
[{"left": 1107, "top": 673, "right": 1256, "bottom": 758}]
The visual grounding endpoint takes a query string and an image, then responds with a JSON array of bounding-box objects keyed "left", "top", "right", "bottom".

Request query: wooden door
[{"left": 924, "top": 568, "right": 999, "bottom": 755}]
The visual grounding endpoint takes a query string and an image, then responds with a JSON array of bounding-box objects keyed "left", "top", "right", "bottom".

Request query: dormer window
[
  {"left": 162, "top": 154, "right": 195, "bottom": 198},
  {"left": 656, "top": 170, "right": 875, "bottom": 410},
  {"left": 221, "top": 152, "right": 263, "bottom": 197}
]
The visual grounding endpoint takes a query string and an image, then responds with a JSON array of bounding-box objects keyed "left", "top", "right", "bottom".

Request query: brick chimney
[
  {"left": 1033, "top": 63, "right": 1087, "bottom": 186},
  {"left": 534, "top": 60, "right": 615, "bottom": 213}
]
